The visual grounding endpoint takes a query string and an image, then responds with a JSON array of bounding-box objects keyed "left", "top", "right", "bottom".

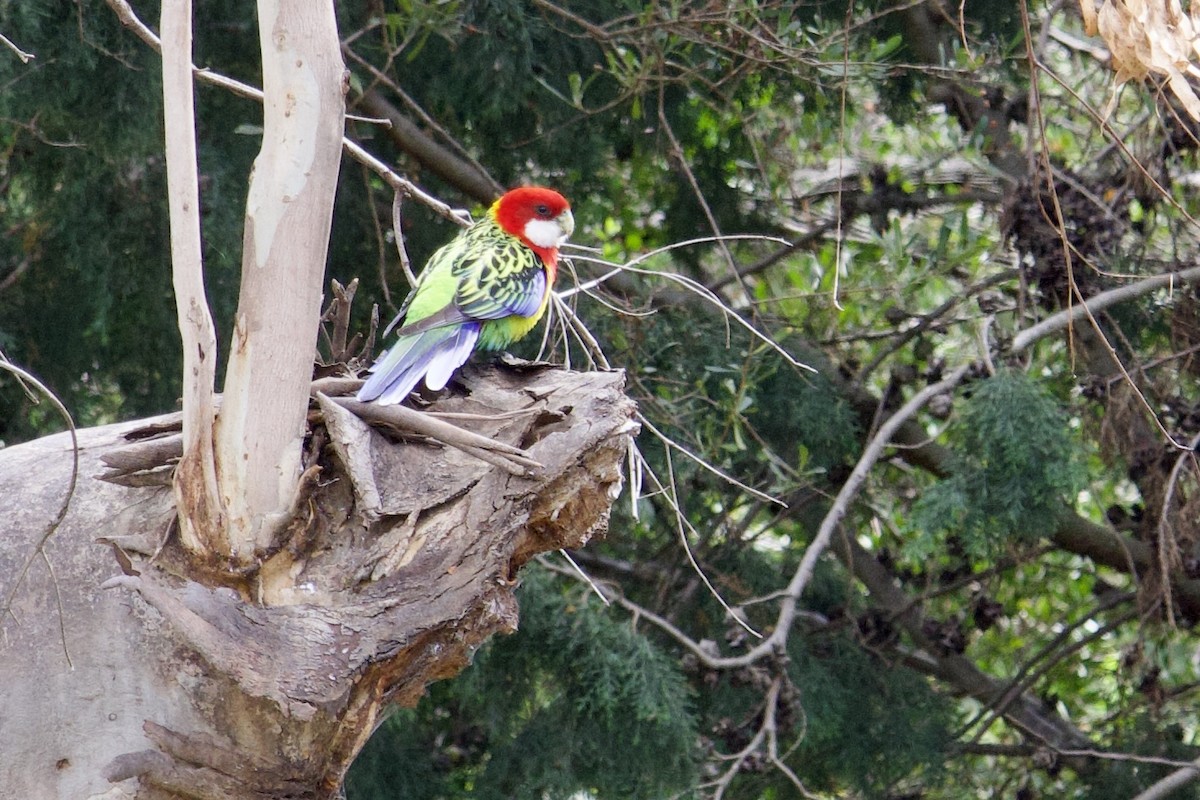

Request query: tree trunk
[
  {"left": 0, "top": 366, "right": 634, "bottom": 799},
  {"left": 213, "top": 0, "right": 346, "bottom": 562}
]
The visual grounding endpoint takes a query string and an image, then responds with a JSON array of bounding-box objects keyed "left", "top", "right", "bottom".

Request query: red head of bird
[{"left": 490, "top": 187, "right": 575, "bottom": 272}]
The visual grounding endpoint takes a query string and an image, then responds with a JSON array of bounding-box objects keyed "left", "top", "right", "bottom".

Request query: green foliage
[
  {"left": 617, "top": 308, "right": 858, "bottom": 507},
  {"left": 0, "top": 0, "right": 258, "bottom": 440},
  {"left": 786, "top": 633, "right": 952, "bottom": 795},
  {"left": 751, "top": 348, "right": 861, "bottom": 475},
  {"left": 5, "top": 1, "right": 1200, "bottom": 798},
  {"left": 909, "top": 372, "right": 1085, "bottom": 560},
  {"left": 347, "top": 566, "right": 697, "bottom": 799}
]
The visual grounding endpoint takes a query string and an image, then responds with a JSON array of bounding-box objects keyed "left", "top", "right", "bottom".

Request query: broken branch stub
[{"left": 0, "top": 365, "right": 635, "bottom": 799}]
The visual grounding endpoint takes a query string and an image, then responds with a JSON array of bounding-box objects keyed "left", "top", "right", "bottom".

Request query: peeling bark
[{"left": 0, "top": 366, "right": 634, "bottom": 799}]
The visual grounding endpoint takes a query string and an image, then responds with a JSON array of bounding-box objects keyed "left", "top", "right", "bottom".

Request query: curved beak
[{"left": 556, "top": 209, "right": 575, "bottom": 244}]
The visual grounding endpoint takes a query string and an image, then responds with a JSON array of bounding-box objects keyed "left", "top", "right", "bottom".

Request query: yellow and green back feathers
[{"left": 357, "top": 187, "right": 574, "bottom": 406}]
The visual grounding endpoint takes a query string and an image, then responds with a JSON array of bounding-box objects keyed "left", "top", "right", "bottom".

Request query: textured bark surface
[{"left": 0, "top": 366, "right": 634, "bottom": 799}]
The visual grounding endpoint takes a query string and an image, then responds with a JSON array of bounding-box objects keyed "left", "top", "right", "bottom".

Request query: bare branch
[
  {"left": 631, "top": 445, "right": 763, "bottom": 639},
  {"left": 0, "top": 32, "right": 34, "bottom": 63},
  {"left": 1010, "top": 265, "right": 1200, "bottom": 353},
  {"left": 391, "top": 190, "right": 418, "bottom": 288},
  {"left": 1129, "top": 756, "right": 1200, "bottom": 800},
  {"left": 325, "top": 395, "right": 544, "bottom": 475},
  {"left": 104, "top": 0, "right": 471, "bottom": 227},
  {"left": 772, "top": 364, "right": 973, "bottom": 635},
  {"left": 159, "top": 0, "right": 225, "bottom": 554},
  {"left": 0, "top": 357, "right": 78, "bottom": 636},
  {"left": 560, "top": 238, "right": 815, "bottom": 374},
  {"left": 637, "top": 412, "right": 784, "bottom": 507}
]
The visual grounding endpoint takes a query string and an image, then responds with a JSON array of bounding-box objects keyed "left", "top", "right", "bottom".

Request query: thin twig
[
  {"left": 959, "top": 599, "right": 1136, "bottom": 744},
  {"left": 0, "top": 33, "right": 34, "bottom": 63},
  {"left": 560, "top": 241, "right": 815, "bottom": 374},
  {"left": 637, "top": 412, "right": 784, "bottom": 508},
  {"left": 391, "top": 190, "right": 418, "bottom": 287},
  {"left": 104, "top": 0, "right": 472, "bottom": 227},
  {"left": 858, "top": 269, "right": 1017, "bottom": 379},
  {"left": 41, "top": 551, "right": 73, "bottom": 668},
  {"left": 657, "top": 85, "right": 747, "bottom": 300},
  {"left": 559, "top": 234, "right": 792, "bottom": 299},
  {"left": 358, "top": 161, "right": 393, "bottom": 310},
  {"left": 705, "top": 220, "right": 839, "bottom": 293},
  {"left": 761, "top": 677, "right": 819, "bottom": 799},
  {"left": 0, "top": 359, "right": 80, "bottom": 643},
  {"left": 552, "top": 550, "right": 610, "bottom": 606},
  {"left": 1155, "top": 430, "right": 1200, "bottom": 625},
  {"left": 549, "top": 293, "right": 611, "bottom": 369}
]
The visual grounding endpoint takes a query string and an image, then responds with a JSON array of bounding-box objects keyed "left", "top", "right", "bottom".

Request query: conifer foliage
[{"left": 350, "top": 567, "right": 696, "bottom": 799}]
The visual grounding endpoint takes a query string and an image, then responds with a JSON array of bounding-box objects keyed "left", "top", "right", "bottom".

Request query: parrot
[{"left": 357, "top": 186, "right": 575, "bottom": 405}]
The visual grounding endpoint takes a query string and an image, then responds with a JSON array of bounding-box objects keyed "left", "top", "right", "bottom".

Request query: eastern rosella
[{"left": 357, "top": 186, "right": 575, "bottom": 405}]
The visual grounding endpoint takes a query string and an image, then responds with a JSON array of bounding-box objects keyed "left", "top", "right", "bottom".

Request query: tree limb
[
  {"left": 160, "top": 0, "right": 226, "bottom": 556},
  {"left": 104, "top": 0, "right": 470, "bottom": 226},
  {"left": 211, "top": 0, "right": 346, "bottom": 560},
  {"left": 354, "top": 88, "right": 502, "bottom": 205},
  {"left": 1011, "top": 265, "right": 1200, "bottom": 353},
  {"left": 1130, "top": 756, "right": 1200, "bottom": 800}
]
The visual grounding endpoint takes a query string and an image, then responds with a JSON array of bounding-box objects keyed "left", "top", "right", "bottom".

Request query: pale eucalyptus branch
[
  {"left": 161, "top": 0, "right": 348, "bottom": 560},
  {"left": 327, "top": 395, "right": 543, "bottom": 475},
  {"left": 160, "top": 0, "right": 225, "bottom": 553},
  {"left": 0, "top": 32, "right": 34, "bottom": 62},
  {"left": 1010, "top": 264, "right": 1200, "bottom": 353}
]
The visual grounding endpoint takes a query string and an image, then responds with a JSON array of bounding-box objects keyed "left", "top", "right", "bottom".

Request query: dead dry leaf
[{"left": 1081, "top": 0, "right": 1200, "bottom": 119}]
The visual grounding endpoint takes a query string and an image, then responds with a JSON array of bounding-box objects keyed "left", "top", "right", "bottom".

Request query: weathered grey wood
[{"left": 0, "top": 366, "right": 634, "bottom": 799}]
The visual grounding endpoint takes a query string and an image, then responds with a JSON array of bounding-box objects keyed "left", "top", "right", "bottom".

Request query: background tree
[{"left": 3, "top": 1, "right": 1200, "bottom": 799}]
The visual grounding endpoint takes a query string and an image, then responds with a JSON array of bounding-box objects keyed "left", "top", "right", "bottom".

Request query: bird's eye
[{"left": 535, "top": 204, "right": 550, "bottom": 216}]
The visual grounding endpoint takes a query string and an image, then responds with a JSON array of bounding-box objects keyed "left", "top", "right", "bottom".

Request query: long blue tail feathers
[{"left": 356, "top": 323, "right": 482, "bottom": 405}]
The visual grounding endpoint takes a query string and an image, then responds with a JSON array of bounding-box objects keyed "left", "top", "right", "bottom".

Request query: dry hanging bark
[{"left": 0, "top": 366, "right": 634, "bottom": 799}]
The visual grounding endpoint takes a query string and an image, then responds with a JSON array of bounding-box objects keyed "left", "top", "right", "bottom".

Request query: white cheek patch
[{"left": 524, "top": 218, "right": 568, "bottom": 248}]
